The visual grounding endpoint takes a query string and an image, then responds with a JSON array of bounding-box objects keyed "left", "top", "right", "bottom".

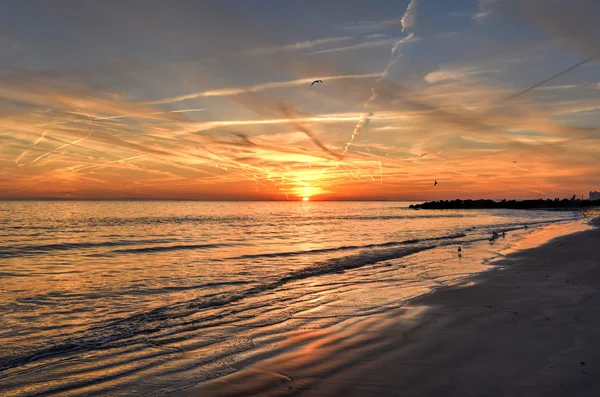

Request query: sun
[{"left": 302, "top": 197, "right": 309, "bottom": 201}]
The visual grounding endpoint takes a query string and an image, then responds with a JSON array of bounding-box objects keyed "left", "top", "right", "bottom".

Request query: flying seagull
[
  {"left": 311, "top": 80, "right": 323, "bottom": 86},
  {"left": 434, "top": 180, "right": 438, "bottom": 186}
]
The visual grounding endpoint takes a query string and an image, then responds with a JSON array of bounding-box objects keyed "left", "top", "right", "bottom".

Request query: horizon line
[
  {"left": 0, "top": 198, "right": 424, "bottom": 202},
  {"left": 0, "top": 197, "right": 589, "bottom": 202}
]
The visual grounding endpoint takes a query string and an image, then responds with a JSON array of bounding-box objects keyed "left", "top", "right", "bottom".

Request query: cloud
[
  {"left": 401, "top": 0, "right": 421, "bottom": 32},
  {"left": 474, "top": 0, "right": 499, "bottom": 22},
  {"left": 536, "top": 84, "right": 579, "bottom": 91},
  {"left": 424, "top": 66, "right": 497, "bottom": 84}
]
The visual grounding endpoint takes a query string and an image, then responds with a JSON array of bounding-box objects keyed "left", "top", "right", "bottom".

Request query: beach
[{"left": 188, "top": 217, "right": 600, "bottom": 397}]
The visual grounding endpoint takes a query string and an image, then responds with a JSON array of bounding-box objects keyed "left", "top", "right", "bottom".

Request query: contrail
[
  {"left": 28, "top": 117, "right": 94, "bottom": 165},
  {"left": 16, "top": 130, "right": 47, "bottom": 166},
  {"left": 499, "top": 55, "right": 597, "bottom": 103},
  {"left": 341, "top": 0, "right": 422, "bottom": 156},
  {"left": 15, "top": 111, "right": 61, "bottom": 166},
  {"left": 341, "top": 32, "right": 415, "bottom": 155},
  {"left": 248, "top": 36, "right": 353, "bottom": 55},
  {"left": 72, "top": 155, "right": 147, "bottom": 173},
  {"left": 310, "top": 38, "right": 400, "bottom": 55},
  {"left": 29, "top": 133, "right": 90, "bottom": 164},
  {"left": 93, "top": 108, "right": 206, "bottom": 121},
  {"left": 278, "top": 102, "right": 343, "bottom": 160},
  {"left": 142, "top": 74, "right": 381, "bottom": 105}
]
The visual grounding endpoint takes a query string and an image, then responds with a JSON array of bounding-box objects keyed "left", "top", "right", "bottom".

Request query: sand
[{"left": 187, "top": 218, "right": 600, "bottom": 397}]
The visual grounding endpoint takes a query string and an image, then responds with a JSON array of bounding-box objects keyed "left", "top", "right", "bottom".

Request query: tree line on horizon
[{"left": 409, "top": 198, "right": 600, "bottom": 210}]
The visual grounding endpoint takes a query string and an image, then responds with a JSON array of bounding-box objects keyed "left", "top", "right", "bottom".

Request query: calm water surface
[{"left": 0, "top": 201, "right": 582, "bottom": 396}]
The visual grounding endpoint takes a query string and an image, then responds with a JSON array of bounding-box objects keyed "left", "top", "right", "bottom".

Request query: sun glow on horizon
[{"left": 302, "top": 197, "right": 309, "bottom": 201}]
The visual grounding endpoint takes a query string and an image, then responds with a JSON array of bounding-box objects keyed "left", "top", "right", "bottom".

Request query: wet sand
[{"left": 187, "top": 218, "right": 600, "bottom": 397}]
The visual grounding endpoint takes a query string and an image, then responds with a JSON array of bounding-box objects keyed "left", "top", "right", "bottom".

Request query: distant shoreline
[{"left": 410, "top": 198, "right": 600, "bottom": 210}]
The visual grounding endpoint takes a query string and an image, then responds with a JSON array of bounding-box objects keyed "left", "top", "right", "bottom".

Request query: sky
[{"left": 1, "top": 0, "right": 599, "bottom": 200}]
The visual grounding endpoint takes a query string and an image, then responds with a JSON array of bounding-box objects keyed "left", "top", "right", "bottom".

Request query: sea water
[{"left": 0, "top": 201, "right": 583, "bottom": 396}]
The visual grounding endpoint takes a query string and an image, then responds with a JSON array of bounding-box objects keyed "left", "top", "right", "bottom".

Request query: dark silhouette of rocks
[{"left": 409, "top": 198, "right": 600, "bottom": 210}]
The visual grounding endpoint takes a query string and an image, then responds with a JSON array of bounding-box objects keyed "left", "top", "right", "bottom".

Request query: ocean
[{"left": 0, "top": 201, "right": 583, "bottom": 396}]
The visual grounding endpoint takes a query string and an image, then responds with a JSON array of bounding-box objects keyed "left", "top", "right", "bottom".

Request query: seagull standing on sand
[
  {"left": 311, "top": 80, "right": 323, "bottom": 86},
  {"left": 458, "top": 246, "right": 462, "bottom": 253},
  {"left": 434, "top": 180, "right": 438, "bottom": 186}
]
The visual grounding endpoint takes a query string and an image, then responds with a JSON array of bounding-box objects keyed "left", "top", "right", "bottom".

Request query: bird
[
  {"left": 490, "top": 231, "right": 498, "bottom": 242},
  {"left": 458, "top": 246, "right": 462, "bottom": 253},
  {"left": 434, "top": 180, "right": 438, "bottom": 186},
  {"left": 311, "top": 80, "right": 323, "bottom": 86}
]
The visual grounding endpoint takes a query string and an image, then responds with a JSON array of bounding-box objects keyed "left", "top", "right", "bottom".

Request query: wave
[
  {"left": 0, "top": 213, "right": 475, "bottom": 232},
  {"left": 323, "top": 214, "right": 474, "bottom": 220},
  {"left": 0, "top": 239, "right": 175, "bottom": 258},
  {"left": 472, "top": 219, "right": 575, "bottom": 234},
  {"left": 107, "top": 243, "right": 232, "bottom": 255},
  {"left": 8, "top": 281, "right": 256, "bottom": 309},
  {"left": 1, "top": 228, "right": 498, "bottom": 260},
  {"left": 126, "top": 280, "right": 254, "bottom": 295},
  {"left": 0, "top": 233, "right": 466, "bottom": 372},
  {"left": 228, "top": 233, "right": 467, "bottom": 260}
]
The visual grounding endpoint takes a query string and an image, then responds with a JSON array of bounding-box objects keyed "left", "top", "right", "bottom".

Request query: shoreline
[
  {"left": 409, "top": 199, "right": 600, "bottom": 210},
  {"left": 186, "top": 216, "right": 600, "bottom": 397}
]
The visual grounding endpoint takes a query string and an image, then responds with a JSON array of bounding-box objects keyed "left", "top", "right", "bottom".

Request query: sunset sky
[{"left": 1, "top": 0, "right": 599, "bottom": 200}]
